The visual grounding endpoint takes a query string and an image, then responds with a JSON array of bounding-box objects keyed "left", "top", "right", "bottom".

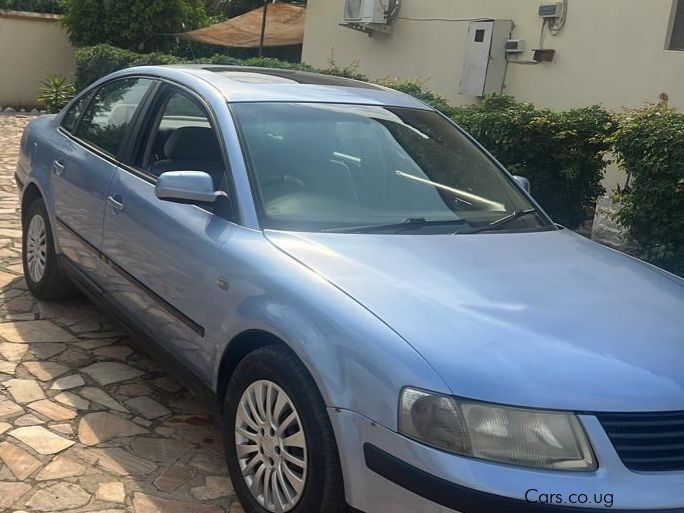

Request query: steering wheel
[{"left": 260, "top": 174, "right": 307, "bottom": 195}]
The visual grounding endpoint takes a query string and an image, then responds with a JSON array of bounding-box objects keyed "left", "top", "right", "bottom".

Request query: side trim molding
[{"left": 55, "top": 216, "right": 205, "bottom": 337}]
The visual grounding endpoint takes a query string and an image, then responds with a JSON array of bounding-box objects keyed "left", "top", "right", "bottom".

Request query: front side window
[
  {"left": 232, "top": 102, "right": 551, "bottom": 234},
  {"left": 77, "top": 78, "right": 153, "bottom": 156},
  {"left": 139, "top": 89, "right": 225, "bottom": 188}
]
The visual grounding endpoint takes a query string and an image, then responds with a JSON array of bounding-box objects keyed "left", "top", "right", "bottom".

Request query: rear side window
[
  {"left": 77, "top": 78, "right": 153, "bottom": 156},
  {"left": 61, "top": 93, "right": 91, "bottom": 133}
]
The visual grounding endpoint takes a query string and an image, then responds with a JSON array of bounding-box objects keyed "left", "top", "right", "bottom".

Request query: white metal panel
[{"left": 459, "top": 21, "right": 494, "bottom": 97}]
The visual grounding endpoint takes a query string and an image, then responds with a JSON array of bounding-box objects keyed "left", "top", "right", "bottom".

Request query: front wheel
[
  {"left": 224, "top": 346, "right": 345, "bottom": 513},
  {"left": 22, "top": 198, "right": 75, "bottom": 300}
]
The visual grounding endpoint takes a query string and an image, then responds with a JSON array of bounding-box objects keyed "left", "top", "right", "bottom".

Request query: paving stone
[
  {"left": 0, "top": 481, "right": 31, "bottom": 509},
  {"left": 9, "top": 426, "right": 75, "bottom": 454},
  {"left": 26, "top": 482, "right": 91, "bottom": 511},
  {"left": 15, "top": 413, "right": 45, "bottom": 426},
  {"left": 0, "top": 441, "right": 42, "bottom": 480},
  {"left": 92, "top": 447, "right": 157, "bottom": 476},
  {"left": 191, "top": 475, "right": 234, "bottom": 500},
  {"left": 0, "top": 341, "right": 28, "bottom": 361},
  {"left": 80, "top": 387, "right": 128, "bottom": 412},
  {"left": 133, "top": 416, "right": 153, "bottom": 427},
  {"left": 0, "top": 360, "right": 17, "bottom": 373},
  {"left": 81, "top": 362, "right": 145, "bottom": 386},
  {"left": 78, "top": 412, "right": 148, "bottom": 445},
  {"left": 151, "top": 375, "right": 184, "bottom": 392},
  {"left": 56, "top": 347, "right": 92, "bottom": 367},
  {"left": 73, "top": 339, "right": 115, "bottom": 350},
  {"left": 96, "top": 481, "right": 126, "bottom": 503},
  {"left": 4, "top": 379, "right": 45, "bottom": 403},
  {"left": 0, "top": 399, "right": 23, "bottom": 419},
  {"left": 94, "top": 345, "right": 133, "bottom": 361},
  {"left": 28, "top": 343, "right": 66, "bottom": 359},
  {"left": 23, "top": 361, "right": 70, "bottom": 381},
  {"left": 0, "top": 320, "right": 77, "bottom": 343},
  {"left": 153, "top": 462, "right": 194, "bottom": 493},
  {"left": 125, "top": 396, "right": 171, "bottom": 419},
  {"left": 49, "top": 422, "right": 74, "bottom": 435},
  {"left": 132, "top": 492, "right": 224, "bottom": 513},
  {"left": 129, "top": 438, "right": 188, "bottom": 462},
  {"left": 35, "top": 455, "right": 86, "bottom": 480},
  {"left": 117, "top": 383, "right": 152, "bottom": 397},
  {"left": 229, "top": 501, "right": 245, "bottom": 513},
  {"left": 54, "top": 391, "right": 89, "bottom": 410},
  {"left": 50, "top": 373, "right": 85, "bottom": 390},
  {"left": 0, "top": 421, "right": 10, "bottom": 434},
  {"left": 28, "top": 399, "right": 77, "bottom": 421}
]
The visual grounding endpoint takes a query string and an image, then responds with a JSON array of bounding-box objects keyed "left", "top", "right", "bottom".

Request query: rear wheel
[
  {"left": 22, "top": 198, "right": 75, "bottom": 300},
  {"left": 224, "top": 346, "right": 345, "bottom": 513}
]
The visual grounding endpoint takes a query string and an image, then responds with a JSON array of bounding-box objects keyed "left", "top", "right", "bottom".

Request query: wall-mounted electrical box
[
  {"left": 459, "top": 20, "right": 513, "bottom": 97},
  {"left": 538, "top": 3, "right": 564, "bottom": 18},
  {"left": 505, "top": 39, "right": 526, "bottom": 53}
]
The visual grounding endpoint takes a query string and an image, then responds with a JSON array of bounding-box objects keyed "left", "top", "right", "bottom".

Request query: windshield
[{"left": 232, "top": 102, "right": 552, "bottom": 234}]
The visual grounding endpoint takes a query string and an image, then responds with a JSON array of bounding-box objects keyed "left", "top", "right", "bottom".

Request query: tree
[{"left": 61, "top": 0, "right": 208, "bottom": 52}]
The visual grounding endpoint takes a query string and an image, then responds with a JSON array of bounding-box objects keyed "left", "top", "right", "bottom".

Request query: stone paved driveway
[{"left": 0, "top": 114, "right": 242, "bottom": 512}]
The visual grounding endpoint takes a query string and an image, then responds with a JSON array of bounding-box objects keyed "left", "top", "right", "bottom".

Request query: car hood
[{"left": 265, "top": 228, "right": 684, "bottom": 412}]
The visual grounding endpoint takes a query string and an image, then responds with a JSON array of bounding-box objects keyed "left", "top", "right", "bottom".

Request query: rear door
[{"left": 52, "top": 77, "right": 155, "bottom": 278}]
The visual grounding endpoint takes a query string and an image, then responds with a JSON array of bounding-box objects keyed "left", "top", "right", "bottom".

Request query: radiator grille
[{"left": 596, "top": 411, "right": 684, "bottom": 472}]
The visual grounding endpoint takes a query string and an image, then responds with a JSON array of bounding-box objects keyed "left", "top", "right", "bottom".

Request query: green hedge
[
  {"left": 612, "top": 103, "right": 684, "bottom": 276},
  {"left": 451, "top": 96, "right": 616, "bottom": 228},
  {"left": 75, "top": 44, "right": 614, "bottom": 230}
]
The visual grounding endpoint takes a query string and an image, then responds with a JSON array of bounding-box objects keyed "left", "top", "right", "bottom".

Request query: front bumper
[{"left": 329, "top": 409, "right": 684, "bottom": 513}]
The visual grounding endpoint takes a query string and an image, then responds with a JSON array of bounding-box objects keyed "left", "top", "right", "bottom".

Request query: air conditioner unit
[{"left": 343, "top": 0, "right": 388, "bottom": 25}]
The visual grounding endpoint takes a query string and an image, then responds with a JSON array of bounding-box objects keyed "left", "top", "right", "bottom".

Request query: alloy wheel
[
  {"left": 235, "top": 380, "right": 308, "bottom": 513},
  {"left": 26, "top": 213, "right": 47, "bottom": 283}
]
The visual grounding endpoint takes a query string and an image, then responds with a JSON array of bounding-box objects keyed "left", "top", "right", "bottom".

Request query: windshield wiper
[
  {"left": 323, "top": 217, "right": 468, "bottom": 234},
  {"left": 457, "top": 209, "right": 540, "bottom": 234}
]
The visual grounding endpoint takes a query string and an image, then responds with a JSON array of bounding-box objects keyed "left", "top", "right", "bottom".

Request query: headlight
[{"left": 398, "top": 388, "right": 597, "bottom": 471}]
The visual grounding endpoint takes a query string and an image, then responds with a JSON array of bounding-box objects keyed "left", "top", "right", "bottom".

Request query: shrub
[
  {"left": 451, "top": 95, "right": 616, "bottom": 228},
  {"left": 611, "top": 102, "right": 684, "bottom": 276},
  {"left": 61, "top": 0, "right": 207, "bottom": 52},
  {"left": 37, "top": 75, "right": 76, "bottom": 113},
  {"left": 74, "top": 44, "right": 182, "bottom": 89}
]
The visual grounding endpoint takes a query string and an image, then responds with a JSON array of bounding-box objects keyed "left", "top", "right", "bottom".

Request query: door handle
[
  {"left": 107, "top": 195, "right": 124, "bottom": 215},
  {"left": 52, "top": 159, "right": 65, "bottom": 176}
]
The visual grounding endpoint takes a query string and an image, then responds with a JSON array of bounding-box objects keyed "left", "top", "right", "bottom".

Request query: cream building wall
[
  {"left": 0, "top": 11, "right": 76, "bottom": 108},
  {"left": 302, "top": 0, "right": 684, "bottom": 111},
  {"left": 302, "top": 0, "right": 684, "bottom": 189}
]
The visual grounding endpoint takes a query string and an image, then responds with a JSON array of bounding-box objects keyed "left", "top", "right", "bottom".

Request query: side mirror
[
  {"left": 155, "top": 171, "right": 227, "bottom": 204},
  {"left": 513, "top": 175, "right": 531, "bottom": 193}
]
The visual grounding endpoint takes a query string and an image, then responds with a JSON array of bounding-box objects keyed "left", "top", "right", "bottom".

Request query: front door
[
  {"left": 52, "top": 77, "right": 154, "bottom": 276},
  {"left": 100, "top": 86, "right": 238, "bottom": 379}
]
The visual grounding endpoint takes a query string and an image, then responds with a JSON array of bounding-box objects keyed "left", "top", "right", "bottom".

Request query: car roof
[{"left": 123, "top": 65, "right": 433, "bottom": 110}]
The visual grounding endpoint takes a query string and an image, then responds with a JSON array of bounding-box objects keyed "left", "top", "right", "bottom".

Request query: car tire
[
  {"left": 224, "top": 345, "right": 346, "bottom": 513},
  {"left": 22, "top": 198, "right": 76, "bottom": 300}
]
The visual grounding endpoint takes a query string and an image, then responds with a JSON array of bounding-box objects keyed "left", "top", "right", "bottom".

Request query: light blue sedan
[{"left": 15, "top": 65, "right": 684, "bottom": 513}]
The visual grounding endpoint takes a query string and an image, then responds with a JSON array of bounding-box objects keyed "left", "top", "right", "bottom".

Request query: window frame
[
  {"left": 666, "top": 0, "right": 684, "bottom": 50},
  {"left": 60, "top": 90, "right": 94, "bottom": 135}
]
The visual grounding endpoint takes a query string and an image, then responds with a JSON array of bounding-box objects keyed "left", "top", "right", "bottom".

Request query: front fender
[{"left": 209, "top": 233, "right": 450, "bottom": 431}]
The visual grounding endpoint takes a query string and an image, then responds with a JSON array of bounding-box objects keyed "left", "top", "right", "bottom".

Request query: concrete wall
[
  {"left": 303, "top": 0, "right": 684, "bottom": 110},
  {"left": 0, "top": 10, "right": 76, "bottom": 108}
]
